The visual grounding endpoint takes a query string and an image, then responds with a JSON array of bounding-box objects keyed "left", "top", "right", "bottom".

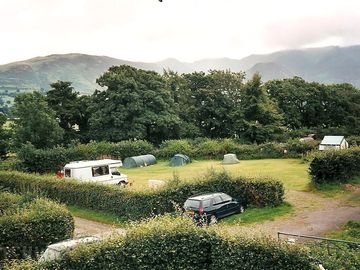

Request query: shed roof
[{"left": 320, "top": 136, "right": 345, "bottom": 145}]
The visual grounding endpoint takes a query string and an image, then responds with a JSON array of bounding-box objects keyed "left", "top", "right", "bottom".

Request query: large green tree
[
  {"left": 46, "top": 81, "right": 90, "bottom": 143},
  {"left": 12, "top": 92, "right": 63, "bottom": 149},
  {"left": 235, "top": 73, "right": 284, "bottom": 143},
  {"left": 88, "top": 65, "right": 180, "bottom": 143},
  {"left": 181, "top": 70, "right": 245, "bottom": 138}
]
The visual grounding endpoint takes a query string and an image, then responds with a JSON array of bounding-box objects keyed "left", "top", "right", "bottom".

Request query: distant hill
[{"left": 1, "top": 45, "right": 360, "bottom": 95}]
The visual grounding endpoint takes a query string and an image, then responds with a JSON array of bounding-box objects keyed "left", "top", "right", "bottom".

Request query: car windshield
[{"left": 184, "top": 199, "right": 200, "bottom": 209}]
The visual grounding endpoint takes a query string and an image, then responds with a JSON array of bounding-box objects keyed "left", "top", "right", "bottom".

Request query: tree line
[{"left": 1, "top": 64, "right": 360, "bottom": 152}]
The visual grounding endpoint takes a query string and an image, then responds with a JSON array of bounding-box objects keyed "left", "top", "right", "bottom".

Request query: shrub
[
  {"left": 4, "top": 216, "right": 316, "bottom": 270},
  {"left": 16, "top": 140, "right": 155, "bottom": 173},
  {"left": 0, "top": 171, "right": 284, "bottom": 220},
  {"left": 309, "top": 147, "right": 360, "bottom": 184},
  {"left": 156, "top": 139, "right": 193, "bottom": 158},
  {"left": 0, "top": 195, "right": 74, "bottom": 261}
]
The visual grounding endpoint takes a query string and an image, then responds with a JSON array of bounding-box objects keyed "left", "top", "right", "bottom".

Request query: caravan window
[
  {"left": 92, "top": 166, "right": 109, "bottom": 177},
  {"left": 65, "top": 169, "right": 71, "bottom": 177}
]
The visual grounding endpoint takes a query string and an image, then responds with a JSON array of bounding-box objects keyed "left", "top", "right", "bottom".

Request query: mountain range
[{"left": 1, "top": 45, "right": 360, "bottom": 95}]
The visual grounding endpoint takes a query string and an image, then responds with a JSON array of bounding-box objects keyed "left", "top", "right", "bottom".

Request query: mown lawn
[
  {"left": 220, "top": 202, "right": 294, "bottom": 225},
  {"left": 121, "top": 159, "right": 310, "bottom": 191}
]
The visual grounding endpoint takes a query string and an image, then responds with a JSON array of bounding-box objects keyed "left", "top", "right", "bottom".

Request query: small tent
[
  {"left": 319, "top": 136, "right": 348, "bottom": 151},
  {"left": 222, "top": 153, "right": 240, "bottom": 164},
  {"left": 170, "top": 154, "right": 191, "bottom": 167},
  {"left": 123, "top": 154, "right": 156, "bottom": 168}
]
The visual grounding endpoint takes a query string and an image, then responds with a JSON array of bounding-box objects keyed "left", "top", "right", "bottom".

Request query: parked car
[
  {"left": 183, "top": 192, "right": 244, "bottom": 225},
  {"left": 39, "top": 236, "right": 100, "bottom": 262}
]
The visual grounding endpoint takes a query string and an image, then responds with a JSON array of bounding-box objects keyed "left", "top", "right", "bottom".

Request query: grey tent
[
  {"left": 222, "top": 153, "right": 240, "bottom": 164},
  {"left": 123, "top": 154, "right": 156, "bottom": 168},
  {"left": 170, "top": 154, "right": 191, "bottom": 167}
]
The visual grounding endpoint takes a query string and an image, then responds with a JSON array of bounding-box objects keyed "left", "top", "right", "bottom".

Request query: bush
[
  {"left": 0, "top": 171, "right": 284, "bottom": 220},
  {"left": 16, "top": 140, "right": 155, "bottom": 173},
  {"left": 0, "top": 195, "right": 74, "bottom": 261},
  {"left": 156, "top": 139, "right": 193, "bottom": 158},
  {"left": 309, "top": 241, "right": 360, "bottom": 270},
  {"left": 309, "top": 147, "right": 360, "bottom": 184},
  {"left": 4, "top": 216, "right": 316, "bottom": 270}
]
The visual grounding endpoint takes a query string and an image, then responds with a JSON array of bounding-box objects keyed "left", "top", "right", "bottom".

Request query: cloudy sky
[{"left": 1, "top": 0, "right": 360, "bottom": 64}]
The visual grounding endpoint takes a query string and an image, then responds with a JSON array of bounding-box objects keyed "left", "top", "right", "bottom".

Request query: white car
[{"left": 39, "top": 236, "right": 100, "bottom": 262}]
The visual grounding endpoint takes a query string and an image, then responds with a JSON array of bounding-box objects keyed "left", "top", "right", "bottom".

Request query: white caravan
[{"left": 63, "top": 159, "right": 128, "bottom": 186}]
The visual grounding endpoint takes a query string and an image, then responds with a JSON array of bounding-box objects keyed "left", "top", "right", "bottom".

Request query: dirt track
[
  {"left": 225, "top": 190, "right": 360, "bottom": 238},
  {"left": 74, "top": 217, "right": 126, "bottom": 238}
]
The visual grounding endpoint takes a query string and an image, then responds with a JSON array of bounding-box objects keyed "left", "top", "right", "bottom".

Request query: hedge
[
  {"left": 0, "top": 194, "right": 74, "bottom": 261},
  {"left": 16, "top": 140, "right": 155, "bottom": 173},
  {"left": 309, "top": 147, "right": 360, "bottom": 184},
  {"left": 4, "top": 216, "right": 316, "bottom": 270},
  {"left": 13, "top": 138, "right": 318, "bottom": 173},
  {"left": 0, "top": 171, "right": 284, "bottom": 220}
]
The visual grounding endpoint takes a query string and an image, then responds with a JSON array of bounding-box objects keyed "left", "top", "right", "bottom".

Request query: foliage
[
  {"left": 156, "top": 139, "right": 193, "bottom": 158},
  {"left": 309, "top": 241, "right": 360, "bottom": 270},
  {"left": 235, "top": 73, "right": 285, "bottom": 143},
  {"left": 12, "top": 92, "right": 64, "bottom": 149},
  {"left": 5, "top": 216, "right": 316, "bottom": 270},
  {"left": 14, "top": 138, "right": 317, "bottom": 173},
  {"left": 0, "top": 170, "right": 284, "bottom": 220},
  {"left": 15, "top": 140, "right": 155, "bottom": 173},
  {"left": 0, "top": 113, "right": 10, "bottom": 159},
  {"left": 46, "top": 81, "right": 90, "bottom": 143},
  {"left": 266, "top": 78, "right": 360, "bottom": 135},
  {"left": 0, "top": 194, "right": 74, "bottom": 261},
  {"left": 88, "top": 65, "right": 180, "bottom": 144},
  {"left": 309, "top": 147, "right": 360, "bottom": 184}
]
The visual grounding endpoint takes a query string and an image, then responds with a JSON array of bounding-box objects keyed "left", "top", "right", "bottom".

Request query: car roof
[{"left": 188, "top": 192, "right": 227, "bottom": 201}]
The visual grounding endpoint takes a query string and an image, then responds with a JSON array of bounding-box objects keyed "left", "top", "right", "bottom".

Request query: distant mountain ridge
[{"left": 1, "top": 45, "right": 360, "bottom": 95}]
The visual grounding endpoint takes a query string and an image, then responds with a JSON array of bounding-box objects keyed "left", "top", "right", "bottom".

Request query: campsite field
[{"left": 121, "top": 159, "right": 310, "bottom": 191}]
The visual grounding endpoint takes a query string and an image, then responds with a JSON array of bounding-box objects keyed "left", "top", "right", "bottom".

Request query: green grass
[
  {"left": 310, "top": 177, "right": 360, "bottom": 198},
  {"left": 326, "top": 221, "right": 360, "bottom": 242},
  {"left": 67, "top": 205, "right": 127, "bottom": 227},
  {"left": 121, "top": 159, "right": 310, "bottom": 191},
  {"left": 219, "top": 202, "right": 294, "bottom": 225}
]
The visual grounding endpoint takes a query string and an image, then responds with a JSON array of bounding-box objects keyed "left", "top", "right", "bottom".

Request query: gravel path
[
  {"left": 225, "top": 190, "right": 360, "bottom": 238},
  {"left": 74, "top": 217, "right": 126, "bottom": 238}
]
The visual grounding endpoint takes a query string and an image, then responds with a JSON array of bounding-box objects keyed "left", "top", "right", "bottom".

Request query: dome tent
[
  {"left": 170, "top": 154, "right": 191, "bottom": 167},
  {"left": 222, "top": 153, "right": 239, "bottom": 164},
  {"left": 123, "top": 154, "right": 156, "bottom": 168}
]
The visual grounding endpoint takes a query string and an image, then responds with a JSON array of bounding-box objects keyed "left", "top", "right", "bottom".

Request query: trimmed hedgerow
[
  {"left": 16, "top": 140, "right": 155, "bottom": 173},
  {"left": 14, "top": 138, "right": 317, "bottom": 174},
  {"left": 0, "top": 170, "right": 284, "bottom": 220},
  {"left": 309, "top": 147, "right": 360, "bottom": 184},
  {"left": 4, "top": 216, "right": 316, "bottom": 270},
  {"left": 0, "top": 195, "right": 74, "bottom": 261}
]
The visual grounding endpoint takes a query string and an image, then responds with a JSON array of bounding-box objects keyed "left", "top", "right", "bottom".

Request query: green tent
[
  {"left": 170, "top": 154, "right": 191, "bottom": 167},
  {"left": 123, "top": 154, "right": 156, "bottom": 168}
]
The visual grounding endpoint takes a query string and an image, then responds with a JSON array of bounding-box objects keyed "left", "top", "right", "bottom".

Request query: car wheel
[
  {"left": 117, "top": 181, "right": 127, "bottom": 187},
  {"left": 209, "top": 215, "right": 217, "bottom": 225}
]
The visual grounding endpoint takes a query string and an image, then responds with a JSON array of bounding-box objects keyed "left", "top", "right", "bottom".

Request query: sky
[{"left": 1, "top": 0, "right": 360, "bottom": 65}]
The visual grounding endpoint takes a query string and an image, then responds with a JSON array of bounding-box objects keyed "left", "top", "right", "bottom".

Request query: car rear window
[
  {"left": 184, "top": 199, "right": 200, "bottom": 209},
  {"left": 202, "top": 199, "right": 211, "bottom": 208}
]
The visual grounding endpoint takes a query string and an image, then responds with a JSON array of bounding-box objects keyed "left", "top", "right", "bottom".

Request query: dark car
[{"left": 183, "top": 192, "right": 244, "bottom": 224}]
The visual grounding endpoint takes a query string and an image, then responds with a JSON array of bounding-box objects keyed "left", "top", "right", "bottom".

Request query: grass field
[{"left": 121, "top": 159, "right": 310, "bottom": 191}]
